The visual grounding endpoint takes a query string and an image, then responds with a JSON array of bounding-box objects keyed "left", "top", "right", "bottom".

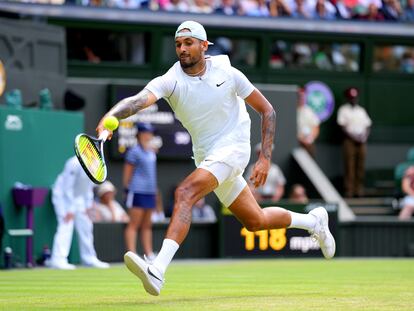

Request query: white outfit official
[
  {"left": 337, "top": 103, "right": 372, "bottom": 138},
  {"left": 49, "top": 156, "right": 109, "bottom": 269},
  {"left": 146, "top": 55, "right": 255, "bottom": 207},
  {"left": 297, "top": 105, "right": 320, "bottom": 143}
]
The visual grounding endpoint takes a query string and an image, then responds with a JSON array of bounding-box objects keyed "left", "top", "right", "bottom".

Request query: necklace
[{"left": 186, "top": 62, "right": 206, "bottom": 77}]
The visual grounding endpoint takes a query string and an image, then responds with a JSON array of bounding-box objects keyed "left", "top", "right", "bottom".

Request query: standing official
[
  {"left": 48, "top": 156, "right": 109, "bottom": 269},
  {"left": 337, "top": 87, "right": 372, "bottom": 198}
]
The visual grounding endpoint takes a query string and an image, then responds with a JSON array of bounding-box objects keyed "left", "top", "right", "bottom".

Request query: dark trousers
[{"left": 343, "top": 137, "right": 366, "bottom": 197}]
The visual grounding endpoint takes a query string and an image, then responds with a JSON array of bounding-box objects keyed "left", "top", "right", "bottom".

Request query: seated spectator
[
  {"left": 215, "top": 0, "right": 238, "bottom": 15},
  {"left": 289, "top": 184, "right": 309, "bottom": 204},
  {"left": 192, "top": 198, "right": 217, "bottom": 223},
  {"left": 245, "top": 143, "right": 286, "bottom": 203},
  {"left": 164, "top": 0, "right": 190, "bottom": 11},
  {"left": 398, "top": 166, "right": 414, "bottom": 220},
  {"left": 113, "top": 0, "right": 142, "bottom": 8},
  {"left": 188, "top": 0, "right": 214, "bottom": 13},
  {"left": 208, "top": 37, "right": 233, "bottom": 57},
  {"left": 92, "top": 181, "right": 129, "bottom": 223},
  {"left": 355, "top": 0, "right": 383, "bottom": 15},
  {"left": 357, "top": 2, "right": 385, "bottom": 21},
  {"left": 400, "top": 50, "right": 414, "bottom": 73},
  {"left": 403, "top": 0, "right": 414, "bottom": 22},
  {"left": 238, "top": 0, "right": 271, "bottom": 16},
  {"left": 291, "top": 0, "right": 312, "bottom": 18},
  {"left": 333, "top": 0, "right": 352, "bottom": 19},
  {"left": 313, "top": 0, "right": 337, "bottom": 19},
  {"left": 270, "top": 0, "right": 292, "bottom": 16},
  {"left": 382, "top": 0, "right": 403, "bottom": 21}
]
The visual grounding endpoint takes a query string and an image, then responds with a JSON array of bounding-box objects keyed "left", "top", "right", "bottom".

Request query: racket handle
[{"left": 99, "top": 130, "right": 110, "bottom": 142}]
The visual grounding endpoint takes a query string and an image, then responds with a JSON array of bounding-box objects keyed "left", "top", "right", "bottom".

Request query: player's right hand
[{"left": 96, "top": 118, "right": 113, "bottom": 140}]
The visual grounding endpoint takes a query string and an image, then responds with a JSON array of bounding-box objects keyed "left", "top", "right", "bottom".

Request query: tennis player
[{"left": 97, "top": 20, "right": 335, "bottom": 296}]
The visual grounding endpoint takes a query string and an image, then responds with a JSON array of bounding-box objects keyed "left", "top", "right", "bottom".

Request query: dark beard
[{"left": 180, "top": 59, "right": 195, "bottom": 69}]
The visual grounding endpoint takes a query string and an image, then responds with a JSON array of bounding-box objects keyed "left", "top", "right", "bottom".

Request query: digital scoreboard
[{"left": 220, "top": 202, "right": 338, "bottom": 257}]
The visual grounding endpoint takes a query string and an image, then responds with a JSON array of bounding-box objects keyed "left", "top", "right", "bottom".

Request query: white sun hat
[{"left": 97, "top": 181, "right": 116, "bottom": 197}]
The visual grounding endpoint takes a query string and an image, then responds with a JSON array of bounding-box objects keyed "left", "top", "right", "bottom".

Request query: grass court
[{"left": 0, "top": 259, "right": 413, "bottom": 310}]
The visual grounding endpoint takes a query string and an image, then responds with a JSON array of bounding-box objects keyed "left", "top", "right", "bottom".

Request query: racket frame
[{"left": 74, "top": 130, "right": 109, "bottom": 184}]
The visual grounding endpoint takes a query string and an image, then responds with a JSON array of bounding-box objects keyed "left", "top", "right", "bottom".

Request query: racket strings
[{"left": 78, "top": 137, "right": 105, "bottom": 182}]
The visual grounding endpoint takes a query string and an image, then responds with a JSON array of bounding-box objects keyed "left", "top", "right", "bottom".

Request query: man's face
[{"left": 175, "top": 31, "right": 207, "bottom": 68}]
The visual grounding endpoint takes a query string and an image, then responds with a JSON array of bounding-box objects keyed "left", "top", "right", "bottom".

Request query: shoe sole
[
  {"left": 319, "top": 208, "right": 336, "bottom": 259},
  {"left": 124, "top": 252, "right": 160, "bottom": 296}
]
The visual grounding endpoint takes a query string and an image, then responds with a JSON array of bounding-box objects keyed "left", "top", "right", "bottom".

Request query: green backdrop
[{"left": 0, "top": 106, "right": 83, "bottom": 266}]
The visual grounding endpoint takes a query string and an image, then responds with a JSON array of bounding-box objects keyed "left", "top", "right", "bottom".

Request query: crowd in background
[{"left": 21, "top": 0, "right": 414, "bottom": 23}]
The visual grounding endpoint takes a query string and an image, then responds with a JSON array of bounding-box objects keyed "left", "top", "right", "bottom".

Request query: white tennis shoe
[
  {"left": 124, "top": 251, "right": 164, "bottom": 296},
  {"left": 309, "top": 207, "right": 336, "bottom": 259}
]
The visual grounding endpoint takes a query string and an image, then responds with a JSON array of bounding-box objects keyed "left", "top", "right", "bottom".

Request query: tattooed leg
[{"left": 165, "top": 168, "right": 218, "bottom": 244}]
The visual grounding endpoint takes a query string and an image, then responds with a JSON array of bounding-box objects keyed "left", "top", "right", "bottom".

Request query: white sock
[
  {"left": 288, "top": 211, "right": 317, "bottom": 231},
  {"left": 152, "top": 239, "right": 179, "bottom": 275}
]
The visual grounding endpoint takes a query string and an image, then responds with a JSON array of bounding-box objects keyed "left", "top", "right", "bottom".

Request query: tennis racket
[{"left": 74, "top": 130, "right": 109, "bottom": 184}]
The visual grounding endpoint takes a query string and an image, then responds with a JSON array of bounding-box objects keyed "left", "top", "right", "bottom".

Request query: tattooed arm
[
  {"left": 96, "top": 89, "right": 158, "bottom": 139},
  {"left": 245, "top": 88, "right": 276, "bottom": 188}
]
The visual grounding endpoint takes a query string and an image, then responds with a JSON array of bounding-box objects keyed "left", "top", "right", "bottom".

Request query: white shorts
[{"left": 198, "top": 159, "right": 247, "bottom": 207}]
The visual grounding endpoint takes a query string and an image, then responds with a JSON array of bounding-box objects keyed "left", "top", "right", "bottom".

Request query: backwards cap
[{"left": 175, "top": 21, "right": 214, "bottom": 45}]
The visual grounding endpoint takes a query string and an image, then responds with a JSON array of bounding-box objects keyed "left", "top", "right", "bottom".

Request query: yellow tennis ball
[{"left": 103, "top": 116, "right": 119, "bottom": 131}]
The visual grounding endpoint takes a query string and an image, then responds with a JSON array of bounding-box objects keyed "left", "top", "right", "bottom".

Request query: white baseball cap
[{"left": 175, "top": 21, "right": 214, "bottom": 45}]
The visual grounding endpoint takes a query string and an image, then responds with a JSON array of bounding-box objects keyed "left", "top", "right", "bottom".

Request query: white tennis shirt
[
  {"left": 146, "top": 55, "right": 255, "bottom": 164},
  {"left": 337, "top": 103, "right": 372, "bottom": 137}
]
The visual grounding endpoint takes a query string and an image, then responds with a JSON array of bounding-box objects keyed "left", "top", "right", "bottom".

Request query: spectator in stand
[
  {"left": 291, "top": 0, "right": 312, "bottom": 18},
  {"left": 382, "top": 0, "right": 403, "bottom": 20},
  {"left": 400, "top": 50, "right": 414, "bottom": 73},
  {"left": 91, "top": 181, "right": 129, "bottom": 223},
  {"left": 332, "top": 0, "right": 352, "bottom": 19},
  {"left": 270, "top": 0, "right": 293, "bottom": 16},
  {"left": 163, "top": 0, "right": 189, "bottom": 11},
  {"left": 238, "top": 0, "right": 271, "bottom": 16},
  {"left": 215, "top": 0, "right": 238, "bottom": 15},
  {"left": 245, "top": 143, "right": 286, "bottom": 203},
  {"left": 289, "top": 184, "right": 309, "bottom": 204},
  {"left": 398, "top": 166, "right": 414, "bottom": 220},
  {"left": 297, "top": 86, "right": 320, "bottom": 158},
  {"left": 337, "top": 87, "right": 372, "bottom": 198},
  {"left": 353, "top": 0, "right": 382, "bottom": 17},
  {"left": 192, "top": 197, "right": 217, "bottom": 223},
  {"left": 357, "top": 2, "right": 385, "bottom": 21},
  {"left": 313, "top": 0, "right": 337, "bottom": 19},
  {"left": 113, "top": 0, "right": 142, "bottom": 8},
  {"left": 403, "top": 0, "right": 414, "bottom": 21},
  {"left": 208, "top": 37, "right": 233, "bottom": 57},
  {"left": 188, "top": 0, "right": 214, "bottom": 13}
]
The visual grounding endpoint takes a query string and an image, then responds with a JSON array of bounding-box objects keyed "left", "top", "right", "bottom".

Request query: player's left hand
[{"left": 250, "top": 156, "right": 271, "bottom": 188}]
